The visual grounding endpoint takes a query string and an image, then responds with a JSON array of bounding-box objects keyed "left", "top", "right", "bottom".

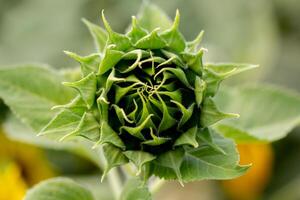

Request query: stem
[
  {"left": 150, "top": 178, "right": 166, "bottom": 194},
  {"left": 107, "top": 168, "right": 123, "bottom": 200},
  {"left": 98, "top": 147, "right": 123, "bottom": 200}
]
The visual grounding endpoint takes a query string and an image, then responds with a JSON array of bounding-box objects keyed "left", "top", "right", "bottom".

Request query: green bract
[{"left": 39, "top": 7, "right": 256, "bottom": 183}]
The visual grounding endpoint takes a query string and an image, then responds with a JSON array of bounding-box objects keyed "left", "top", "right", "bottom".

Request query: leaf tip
[
  {"left": 173, "top": 9, "right": 180, "bottom": 29},
  {"left": 92, "top": 142, "right": 100, "bottom": 149},
  {"left": 101, "top": 9, "right": 112, "bottom": 34},
  {"left": 62, "top": 81, "right": 73, "bottom": 87},
  {"left": 230, "top": 113, "right": 240, "bottom": 119},
  {"left": 81, "top": 17, "right": 89, "bottom": 25}
]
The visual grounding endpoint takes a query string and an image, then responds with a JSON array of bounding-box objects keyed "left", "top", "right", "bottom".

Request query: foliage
[
  {"left": 0, "top": 2, "right": 299, "bottom": 200},
  {"left": 24, "top": 178, "right": 94, "bottom": 200},
  {"left": 215, "top": 85, "right": 300, "bottom": 142}
]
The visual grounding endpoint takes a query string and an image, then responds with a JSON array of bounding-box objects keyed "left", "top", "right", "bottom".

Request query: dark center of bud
[{"left": 106, "top": 49, "right": 198, "bottom": 155}]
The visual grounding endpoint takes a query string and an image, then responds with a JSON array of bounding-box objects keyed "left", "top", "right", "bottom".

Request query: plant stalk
[
  {"left": 98, "top": 147, "right": 123, "bottom": 200},
  {"left": 107, "top": 168, "right": 123, "bottom": 200},
  {"left": 150, "top": 178, "right": 166, "bottom": 195}
]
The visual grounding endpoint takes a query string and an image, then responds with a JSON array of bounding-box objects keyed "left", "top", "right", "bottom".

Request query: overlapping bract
[{"left": 40, "top": 6, "right": 256, "bottom": 183}]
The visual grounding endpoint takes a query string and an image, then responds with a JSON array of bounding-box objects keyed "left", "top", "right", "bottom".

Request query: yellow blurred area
[
  {"left": 0, "top": 127, "right": 56, "bottom": 200},
  {"left": 222, "top": 143, "right": 274, "bottom": 200},
  {"left": 0, "top": 162, "right": 27, "bottom": 200}
]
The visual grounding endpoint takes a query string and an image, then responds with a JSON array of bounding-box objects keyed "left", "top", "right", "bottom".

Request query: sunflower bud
[{"left": 40, "top": 5, "right": 256, "bottom": 183}]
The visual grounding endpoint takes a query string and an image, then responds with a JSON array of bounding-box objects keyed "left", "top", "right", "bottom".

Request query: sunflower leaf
[
  {"left": 120, "top": 178, "right": 151, "bottom": 200},
  {"left": 215, "top": 85, "right": 300, "bottom": 142},
  {"left": 24, "top": 177, "right": 94, "bottom": 200}
]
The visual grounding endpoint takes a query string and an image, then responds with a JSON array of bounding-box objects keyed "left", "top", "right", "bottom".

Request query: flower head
[{"left": 40, "top": 4, "right": 255, "bottom": 183}]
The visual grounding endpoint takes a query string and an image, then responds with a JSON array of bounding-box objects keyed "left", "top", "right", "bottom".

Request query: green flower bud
[{"left": 40, "top": 5, "right": 256, "bottom": 184}]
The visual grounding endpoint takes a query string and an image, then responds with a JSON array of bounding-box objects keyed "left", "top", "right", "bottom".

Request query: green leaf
[
  {"left": 136, "top": 93, "right": 156, "bottom": 128},
  {"left": 137, "top": 1, "right": 172, "bottom": 32},
  {"left": 194, "top": 76, "right": 206, "bottom": 107},
  {"left": 63, "top": 72, "right": 97, "bottom": 109},
  {"left": 134, "top": 28, "right": 167, "bottom": 49},
  {"left": 142, "top": 128, "right": 170, "bottom": 146},
  {"left": 154, "top": 148, "right": 185, "bottom": 185},
  {"left": 120, "top": 114, "right": 154, "bottom": 140},
  {"left": 40, "top": 96, "right": 87, "bottom": 140},
  {"left": 120, "top": 178, "right": 151, "bottom": 200},
  {"left": 54, "top": 95, "right": 87, "bottom": 116},
  {"left": 114, "top": 84, "right": 140, "bottom": 104},
  {"left": 197, "top": 128, "right": 226, "bottom": 155},
  {"left": 105, "top": 68, "right": 126, "bottom": 91},
  {"left": 155, "top": 67, "right": 193, "bottom": 89},
  {"left": 157, "top": 95, "right": 177, "bottom": 133},
  {"left": 69, "top": 112, "right": 100, "bottom": 142},
  {"left": 4, "top": 114, "right": 102, "bottom": 168},
  {"left": 171, "top": 100, "right": 195, "bottom": 128},
  {"left": 24, "top": 177, "right": 95, "bottom": 200},
  {"left": 0, "top": 65, "right": 74, "bottom": 132},
  {"left": 124, "top": 150, "right": 156, "bottom": 175},
  {"left": 161, "top": 50, "right": 185, "bottom": 68},
  {"left": 95, "top": 121, "right": 125, "bottom": 150},
  {"left": 101, "top": 10, "right": 131, "bottom": 51},
  {"left": 181, "top": 132, "right": 249, "bottom": 182},
  {"left": 97, "top": 90, "right": 109, "bottom": 121},
  {"left": 205, "top": 63, "right": 259, "bottom": 77},
  {"left": 200, "top": 98, "right": 239, "bottom": 127},
  {"left": 181, "top": 49, "right": 204, "bottom": 75},
  {"left": 112, "top": 104, "right": 134, "bottom": 125},
  {"left": 126, "top": 16, "right": 148, "bottom": 44},
  {"left": 203, "top": 63, "right": 258, "bottom": 96},
  {"left": 160, "top": 10, "right": 186, "bottom": 52},
  {"left": 153, "top": 130, "right": 249, "bottom": 182},
  {"left": 174, "top": 127, "right": 198, "bottom": 148},
  {"left": 38, "top": 109, "right": 82, "bottom": 140},
  {"left": 186, "top": 30, "right": 204, "bottom": 52},
  {"left": 214, "top": 85, "right": 300, "bottom": 142},
  {"left": 64, "top": 51, "right": 101, "bottom": 77},
  {"left": 214, "top": 124, "right": 260, "bottom": 143},
  {"left": 102, "top": 144, "right": 129, "bottom": 181},
  {"left": 158, "top": 89, "right": 182, "bottom": 104},
  {"left": 82, "top": 18, "right": 108, "bottom": 52},
  {"left": 119, "top": 50, "right": 143, "bottom": 73},
  {"left": 98, "top": 48, "right": 124, "bottom": 75}
]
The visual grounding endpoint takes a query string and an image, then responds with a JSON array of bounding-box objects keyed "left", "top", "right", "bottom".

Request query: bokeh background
[{"left": 0, "top": 0, "right": 299, "bottom": 199}]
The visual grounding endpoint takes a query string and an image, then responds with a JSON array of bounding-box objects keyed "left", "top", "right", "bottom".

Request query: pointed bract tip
[
  {"left": 81, "top": 18, "right": 94, "bottom": 28},
  {"left": 136, "top": 170, "right": 141, "bottom": 176},
  {"left": 51, "top": 105, "right": 63, "bottom": 110},
  {"left": 131, "top": 16, "right": 137, "bottom": 25},
  {"left": 101, "top": 10, "right": 112, "bottom": 33},
  {"left": 63, "top": 50, "right": 72, "bottom": 55},
  {"left": 63, "top": 51, "right": 84, "bottom": 63},
  {"left": 37, "top": 131, "right": 45, "bottom": 137},
  {"left": 200, "top": 47, "right": 208, "bottom": 52},
  {"left": 199, "top": 30, "right": 205, "bottom": 37},
  {"left": 153, "top": 27, "right": 161, "bottom": 33},
  {"left": 188, "top": 31, "right": 205, "bottom": 50},
  {"left": 173, "top": 9, "right": 180, "bottom": 29},
  {"left": 229, "top": 113, "right": 240, "bottom": 119},
  {"left": 251, "top": 64, "right": 260, "bottom": 69},
  {"left": 193, "top": 142, "right": 199, "bottom": 148},
  {"left": 62, "top": 81, "right": 73, "bottom": 87},
  {"left": 81, "top": 18, "right": 88, "bottom": 24},
  {"left": 178, "top": 178, "right": 184, "bottom": 187},
  {"left": 92, "top": 141, "right": 101, "bottom": 149},
  {"left": 100, "top": 172, "right": 107, "bottom": 183},
  {"left": 197, "top": 30, "right": 205, "bottom": 41}
]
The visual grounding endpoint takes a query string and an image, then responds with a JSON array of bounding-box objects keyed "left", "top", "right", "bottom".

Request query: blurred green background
[{"left": 0, "top": 0, "right": 299, "bottom": 200}]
